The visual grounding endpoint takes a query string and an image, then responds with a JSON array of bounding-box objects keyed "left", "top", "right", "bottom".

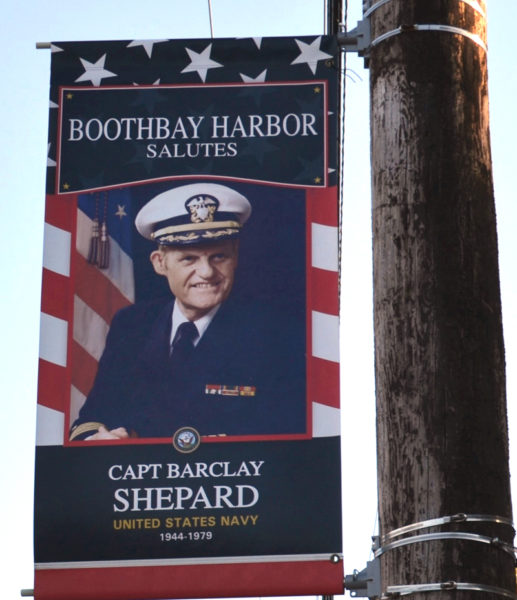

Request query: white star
[
  {"left": 50, "top": 44, "right": 63, "bottom": 53},
  {"left": 49, "top": 99, "right": 58, "bottom": 109},
  {"left": 181, "top": 43, "right": 222, "bottom": 83},
  {"left": 47, "top": 144, "right": 56, "bottom": 168},
  {"left": 132, "top": 78, "right": 161, "bottom": 86},
  {"left": 240, "top": 69, "right": 267, "bottom": 83},
  {"left": 291, "top": 36, "right": 333, "bottom": 75},
  {"left": 115, "top": 205, "right": 127, "bottom": 219},
  {"left": 237, "top": 37, "right": 262, "bottom": 49},
  {"left": 127, "top": 40, "right": 168, "bottom": 59},
  {"left": 75, "top": 54, "right": 117, "bottom": 87}
]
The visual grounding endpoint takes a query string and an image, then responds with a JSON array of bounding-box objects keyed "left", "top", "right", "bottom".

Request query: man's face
[{"left": 150, "top": 240, "right": 239, "bottom": 320}]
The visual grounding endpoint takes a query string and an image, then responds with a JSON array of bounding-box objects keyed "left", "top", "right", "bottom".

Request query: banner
[{"left": 35, "top": 35, "right": 342, "bottom": 600}]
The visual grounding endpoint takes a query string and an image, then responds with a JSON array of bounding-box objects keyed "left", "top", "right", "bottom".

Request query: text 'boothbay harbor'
[
  {"left": 67, "top": 113, "right": 318, "bottom": 160},
  {"left": 57, "top": 82, "right": 329, "bottom": 191},
  {"left": 67, "top": 114, "right": 319, "bottom": 141}
]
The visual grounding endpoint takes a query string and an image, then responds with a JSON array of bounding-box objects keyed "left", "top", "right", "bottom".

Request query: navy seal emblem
[{"left": 173, "top": 426, "right": 201, "bottom": 453}]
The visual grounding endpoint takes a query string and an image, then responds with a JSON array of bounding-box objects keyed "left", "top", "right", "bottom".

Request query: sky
[{"left": 1, "top": 1, "right": 515, "bottom": 599}]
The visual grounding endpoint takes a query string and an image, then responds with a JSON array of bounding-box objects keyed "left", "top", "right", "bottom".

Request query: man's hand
[{"left": 86, "top": 425, "right": 129, "bottom": 440}]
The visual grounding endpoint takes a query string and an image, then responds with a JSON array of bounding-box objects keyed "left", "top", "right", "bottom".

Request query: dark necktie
[{"left": 170, "top": 321, "right": 198, "bottom": 371}]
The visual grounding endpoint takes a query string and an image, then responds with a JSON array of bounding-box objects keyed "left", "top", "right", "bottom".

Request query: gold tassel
[
  {"left": 98, "top": 221, "right": 110, "bottom": 269},
  {"left": 88, "top": 192, "right": 110, "bottom": 269},
  {"left": 87, "top": 193, "right": 100, "bottom": 265},
  {"left": 87, "top": 217, "right": 99, "bottom": 264},
  {"left": 97, "top": 192, "right": 110, "bottom": 269}
]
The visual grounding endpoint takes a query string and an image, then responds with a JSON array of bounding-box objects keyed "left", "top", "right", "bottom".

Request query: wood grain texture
[{"left": 369, "top": 0, "right": 515, "bottom": 594}]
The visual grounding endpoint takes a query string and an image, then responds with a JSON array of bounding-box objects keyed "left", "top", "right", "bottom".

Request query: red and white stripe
[
  {"left": 307, "top": 186, "right": 340, "bottom": 437},
  {"left": 36, "top": 194, "right": 134, "bottom": 446}
]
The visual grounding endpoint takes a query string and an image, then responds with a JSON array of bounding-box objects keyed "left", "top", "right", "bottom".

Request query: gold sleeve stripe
[{"left": 69, "top": 422, "right": 105, "bottom": 441}]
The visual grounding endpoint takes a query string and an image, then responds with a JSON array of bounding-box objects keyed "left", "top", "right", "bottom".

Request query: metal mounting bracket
[
  {"left": 337, "top": 19, "right": 371, "bottom": 59},
  {"left": 344, "top": 558, "right": 381, "bottom": 598}
]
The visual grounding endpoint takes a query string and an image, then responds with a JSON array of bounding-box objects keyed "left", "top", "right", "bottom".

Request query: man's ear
[{"left": 150, "top": 249, "right": 167, "bottom": 275}]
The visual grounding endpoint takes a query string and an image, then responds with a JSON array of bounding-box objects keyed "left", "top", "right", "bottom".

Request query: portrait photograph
[{"left": 67, "top": 179, "right": 308, "bottom": 443}]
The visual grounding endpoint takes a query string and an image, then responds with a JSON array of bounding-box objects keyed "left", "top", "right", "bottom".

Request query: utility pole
[
  {"left": 369, "top": 0, "right": 515, "bottom": 596},
  {"left": 326, "top": 0, "right": 343, "bottom": 35}
]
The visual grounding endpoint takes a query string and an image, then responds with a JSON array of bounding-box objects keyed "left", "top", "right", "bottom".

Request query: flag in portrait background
[
  {"left": 71, "top": 190, "right": 135, "bottom": 426},
  {"left": 35, "top": 34, "right": 342, "bottom": 600}
]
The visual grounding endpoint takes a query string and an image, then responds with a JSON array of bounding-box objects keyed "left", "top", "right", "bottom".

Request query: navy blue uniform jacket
[{"left": 72, "top": 297, "right": 306, "bottom": 438}]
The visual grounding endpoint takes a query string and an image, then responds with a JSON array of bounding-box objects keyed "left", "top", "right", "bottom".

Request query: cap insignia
[{"left": 185, "top": 194, "right": 219, "bottom": 224}]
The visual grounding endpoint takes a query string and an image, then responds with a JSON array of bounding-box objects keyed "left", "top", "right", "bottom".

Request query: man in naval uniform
[{"left": 69, "top": 182, "right": 306, "bottom": 441}]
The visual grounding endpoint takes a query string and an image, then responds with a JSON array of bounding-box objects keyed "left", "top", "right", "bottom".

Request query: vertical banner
[{"left": 35, "top": 35, "right": 342, "bottom": 600}]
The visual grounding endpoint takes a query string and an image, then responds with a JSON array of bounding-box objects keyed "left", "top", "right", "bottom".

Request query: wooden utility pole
[
  {"left": 369, "top": 0, "right": 515, "bottom": 595},
  {"left": 326, "top": 0, "right": 343, "bottom": 35}
]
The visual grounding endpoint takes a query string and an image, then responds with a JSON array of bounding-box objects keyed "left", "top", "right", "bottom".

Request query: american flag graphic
[{"left": 38, "top": 189, "right": 135, "bottom": 442}]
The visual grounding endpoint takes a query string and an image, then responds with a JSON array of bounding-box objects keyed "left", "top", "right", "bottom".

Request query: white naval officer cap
[{"left": 135, "top": 182, "right": 252, "bottom": 246}]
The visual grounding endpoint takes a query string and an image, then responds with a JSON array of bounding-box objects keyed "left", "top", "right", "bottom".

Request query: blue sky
[{"left": 1, "top": 1, "right": 515, "bottom": 598}]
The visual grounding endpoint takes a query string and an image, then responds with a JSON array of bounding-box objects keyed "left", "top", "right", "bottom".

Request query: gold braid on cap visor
[
  {"left": 157, "top": 228, "right": 240, "bottom": 243},
  {"left": 151, "top": 220, "right": 241, "bottom": 239}
]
